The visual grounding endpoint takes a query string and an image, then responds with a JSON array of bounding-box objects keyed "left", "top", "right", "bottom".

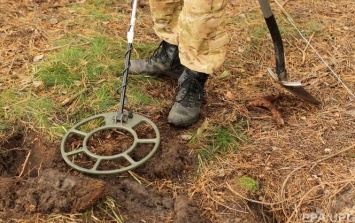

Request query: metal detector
[{"left": 61, "top": 0, "right": 160, "bottom": 175}]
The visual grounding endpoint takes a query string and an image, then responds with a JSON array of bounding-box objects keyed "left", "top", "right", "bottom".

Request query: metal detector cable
[
  {"left": 273, "top": 0, "right": 355, "bottom": 100},
  {"left": 116, "top": 0, "right": 138, "bottom": 121}
]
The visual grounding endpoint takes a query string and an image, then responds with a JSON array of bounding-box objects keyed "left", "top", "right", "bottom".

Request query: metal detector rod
[
  {"left": 116, "top": 0, "right": 138, "bottom": 121},
  {"left": 258, "top": 0, "right": 287, "bottom": 81}
]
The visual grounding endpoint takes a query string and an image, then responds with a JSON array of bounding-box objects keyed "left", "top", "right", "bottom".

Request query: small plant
[{"left": 237, "top": 176, "right": 259, "bottom": 192}]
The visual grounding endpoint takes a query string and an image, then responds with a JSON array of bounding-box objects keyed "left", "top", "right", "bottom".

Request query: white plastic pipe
[{"left": 127, "top": 0, "right": 138, "bottom": 43}]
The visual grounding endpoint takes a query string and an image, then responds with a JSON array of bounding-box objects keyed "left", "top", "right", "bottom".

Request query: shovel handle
[{"left": 258, "top": 0, "right": 287, "bottom": 81}]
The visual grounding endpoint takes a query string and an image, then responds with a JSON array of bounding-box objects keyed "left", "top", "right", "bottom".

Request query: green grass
[
  {"left": 36, "top": 36, "right": 124, "bottom": 87},
  {"left": 193, "top": 121, "right": 248, "bottom": 163},
  {"left": 91, "top": 83, "right": 118, "bottom": 109},
  {"left": 31, "top": 33, "right": 129, "bottom": 125},
  {"left": 87, "top": 0, "right": 124, "bottom": 7},
  {"left": 0, "top": 90, "right": 59, "bottom": 137}
]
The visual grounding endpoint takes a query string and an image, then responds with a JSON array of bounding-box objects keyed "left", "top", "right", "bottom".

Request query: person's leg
[
  {"left": 178, "top": 0, "right": 229, "bottom": 75},
  {"left": 129, "top": 0, "right": 184, "bottom": 77},
  {"left": 149, "top": 0, "right": 182, "bottom": 45},
  {"left": 168, "top": 0, "right": 229, "bottom": 126}
]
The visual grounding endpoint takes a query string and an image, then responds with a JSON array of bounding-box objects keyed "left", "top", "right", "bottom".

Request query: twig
[
  {"left": 19, "top": 150, "right": 31, "bottom": 177},
  {"left": 280, "top": 163, "right": 308, "bottom": 218},
  {"left": 61, "top": 88, "right": 88, "bottom": 106},
  {"left": 310, "top": 143, "right": 355, "bottom": 171},
  {"left": 286, "top": 178, "right": 355, "bottom": 223},
  {"left": 208, "top": 188, "right": 249, "bottom": 213},
  {"left": 301, "top": 32, "right": 315, "bottom": 65},
  {"left": 7, "top": 57, "right": 15, "bottom": 75},
  {"left": 128, "top": 171, "right": 151, "bottom": 185},
  {"left": 226, "top": 182, "right": 287, "bottom": 206},
  {"left": 279, "top": 143, "right": 355, "bottom": 220},
  {"left": 281, "top": 0, "right": 290, "bottom": 7}
]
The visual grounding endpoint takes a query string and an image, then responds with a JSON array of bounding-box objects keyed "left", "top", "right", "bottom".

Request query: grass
[
  {"left": 36, "top": 36, "right": 124, "bottom": 87},
  {"left": 89, "top": 196, "right": 125, "bottom": 222},
  {"left": 31, "top": 35, "right": 159, "bottom": 131},
  {"left": 44, "top": 196, "right": 126, "bottom": 223},
  {"left": 0, "top": 0, "right": 157, "bottom": 141},
  {"left": 0, "top": 90, "right": 56, "bottom": 126},
  {"left": 193, "top": 120, "right": 248, "bottom": 164}
]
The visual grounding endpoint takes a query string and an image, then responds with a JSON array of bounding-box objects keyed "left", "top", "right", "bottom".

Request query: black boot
[
  {"left": 129, "top": 41, "right": 185, "bottom": 78},
  {"left": 168, "top": 68, "right": 208, "bottom": 127}
]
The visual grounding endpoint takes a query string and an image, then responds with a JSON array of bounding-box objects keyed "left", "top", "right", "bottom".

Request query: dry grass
[
  {"left": 1, "top": 0, "right": 354, "bottom": 222},
  {"left": 189, "top": 0, "right": 355, "bottom": 222}
]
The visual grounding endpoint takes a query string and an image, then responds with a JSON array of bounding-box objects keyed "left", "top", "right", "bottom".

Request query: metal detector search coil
[{"left": 61, "top": 112, "right": 160, "bottom": 175}]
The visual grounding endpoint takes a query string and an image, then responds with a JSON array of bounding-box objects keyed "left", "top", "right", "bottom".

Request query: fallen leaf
[
  {"left": 33, "top": 55, "right": 44, "bottom": 62},
  {"left": 238, "top": 46, "right": 245, "bottom": 53},
  {"left": 49, "top": 18, "right": 58, "bottom": 25},
  {"left": 180, "top": 135, "right": 192, "bottom": 141},
  {"left": 225, "top": 91, "right": 235, "bottom": 100},
  {"left": 345, "top": 110, "right": 355, "bottom": 117},
  {"left": 73, "top": 80, "right": 82, "bottom": 86},
  {"left": 32, "top": 81, "right": 43, "bottom": 88},
  {"left": 218, "top": 70, "right": 231, "bottom": 79}
]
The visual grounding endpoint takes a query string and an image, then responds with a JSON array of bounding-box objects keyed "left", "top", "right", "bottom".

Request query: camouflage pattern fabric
[{"left": 149, "top": 0, "right": 229, "bottom": 74}]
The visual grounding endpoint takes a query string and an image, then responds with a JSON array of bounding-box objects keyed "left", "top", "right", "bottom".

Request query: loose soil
[
  {"left": 0, "top": 120, "right": 211, "bottom": 222},
  {"left": 1, "top": 0, "right": 355, "bottom": 222}
]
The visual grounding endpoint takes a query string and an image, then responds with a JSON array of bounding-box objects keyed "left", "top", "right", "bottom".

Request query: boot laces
[
  {"left": 147, "top": 41, "right": 181, "bottom": 71},
  {"left": 147, "top": 41, "right": 170, "bottom": 64},
  {"left": 175, "top": 75, "right": 205, "bottom": 108}
]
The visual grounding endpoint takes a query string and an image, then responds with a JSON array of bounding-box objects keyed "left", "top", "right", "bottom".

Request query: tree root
[{"left": 247, "top": 95, "right": 284, "bottom": 126}]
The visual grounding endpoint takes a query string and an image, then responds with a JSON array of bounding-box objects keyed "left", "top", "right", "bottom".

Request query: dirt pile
[
  {"left": 106, "top": 178, "right": 211, "bottom": 223},
  {"left": 0, "top": 169, "right": 105, "bottom": 218}
]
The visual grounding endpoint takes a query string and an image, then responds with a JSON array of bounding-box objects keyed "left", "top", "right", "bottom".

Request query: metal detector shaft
[{"left": 116, "top": 0, "right": 138, "bottom": 121}]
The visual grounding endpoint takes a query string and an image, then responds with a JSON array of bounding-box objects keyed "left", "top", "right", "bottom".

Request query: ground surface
[{"left": 0, "top": 0, "right": 354, "bottom": 222}]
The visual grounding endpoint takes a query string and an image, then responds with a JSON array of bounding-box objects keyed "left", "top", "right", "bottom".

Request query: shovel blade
[{"left": 267, "top": 68, "right": 321, "bottom": 105}]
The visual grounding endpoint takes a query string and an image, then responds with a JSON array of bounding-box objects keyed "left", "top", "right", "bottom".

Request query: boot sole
[{"left": 168, "top": 115, "right": 199, "bottom": 127}]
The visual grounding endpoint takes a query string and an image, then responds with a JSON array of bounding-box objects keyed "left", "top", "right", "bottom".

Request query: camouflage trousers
[{"left": 149, "top": 0, "right": 229, "bottom": 74}]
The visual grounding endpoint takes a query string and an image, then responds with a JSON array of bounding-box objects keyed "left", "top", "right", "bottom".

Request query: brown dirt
[
  {"left": 0, "top": 122, "right": 210, "bottom": 222},
  {"left": 0, "top": 169, "right": 105, "bottom": 218},
  {"left": 1, "top": 0, "right": 355, "bottom": 222}
]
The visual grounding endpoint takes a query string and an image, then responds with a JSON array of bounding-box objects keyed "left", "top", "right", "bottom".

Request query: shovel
[{"left": 257, "top": 0, "right": 321, "bottom": 105}]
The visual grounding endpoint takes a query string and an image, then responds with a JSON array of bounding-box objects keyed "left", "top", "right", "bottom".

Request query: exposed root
[{"left": 246, "top": 95, "right": 284, "bottom": 126}]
